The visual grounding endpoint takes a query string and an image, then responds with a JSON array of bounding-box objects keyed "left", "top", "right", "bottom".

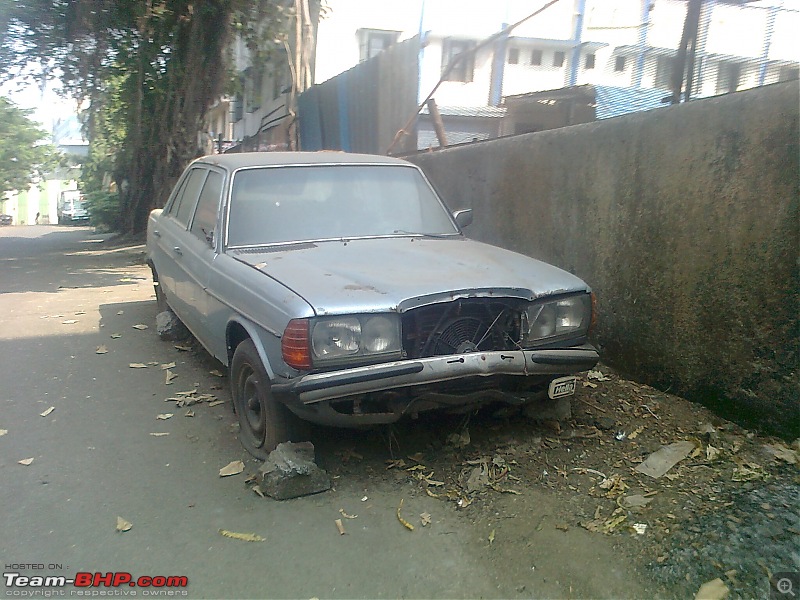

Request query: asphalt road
[{"left": 1, "top": 226, "right": 647, "bottom": 600}]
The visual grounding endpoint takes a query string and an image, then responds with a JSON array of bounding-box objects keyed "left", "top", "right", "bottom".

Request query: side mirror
[{"left": 453, "top": 208, "right": 473, "bottom": 229}]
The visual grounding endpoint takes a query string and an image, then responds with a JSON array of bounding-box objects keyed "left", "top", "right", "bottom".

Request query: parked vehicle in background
[
  {"left": 0, "top": 214, "right": 12, "bottom": 226},
  {"left": 57, "top": 190, "right": 89, "bottom": 224},
  {"left": 146, "top": 152, "right": 600, "bottom": 459}
]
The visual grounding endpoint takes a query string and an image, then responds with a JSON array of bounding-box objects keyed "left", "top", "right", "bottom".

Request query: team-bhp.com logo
[{"left": 4, "top": 571, "right": 188, "bottom": 593}]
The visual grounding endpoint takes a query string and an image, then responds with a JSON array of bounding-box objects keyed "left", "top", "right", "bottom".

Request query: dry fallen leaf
[
  {"left": 116, "top": 517, "right": 132, "bottom": 532},
  {"left": 209, "top": 369, "right": 224, "bottom": 377},
  {"left": 161, "top": 362, "right": 176, "bottom": 370},
  {"left": 132, "top": 324, "right": 149, "bottom": 330},
  {"left": 156, "top": 413, "right": 173, "bottom": 420},
  {"left": 62, "top": 319, "right": 78, "bottom": 324},
  {"left": 339, "top": 509, "right": 358, "bottom": 519},
  {"left": 252, "top": 485, "right": 265, "bottom": 498},
  {"left": 149, "top": 432, "right": 169, "bottom": 437},
  {"left": 96, "top": 345, "right": 108, "bottom": 354},
  {"left": 110, "top": 334, "right": 122, "bottom": 339},
  {"left": 488, "top": 529, "right": 496, "bottom": 544},
  {"left": 40, "top": 407, "right": 55, "bottom": 417},
  {"left": 117, "top": 311, "right": 124, "bottom": 315},
  {"left": 694, "top": 577, "right": 729, "bottom": 600},
  {"left": 174, "top": 344, "right": 192, "bottom": 352},
  {"left": 396, "top": 499, "right": 414, "bottom": 531},
  {"left": 18, "top": 457, "right": 34, "bottom": 466},
  {"left": 185, "top": 410, "right": 195, "bottom": 417},
  {"left": 208, "top": 400, "right": 224, "bottom": 407},
  {"left": 0, "top": 429, "right": 7, "bottom": 437},
  {"left": 218, "top": 529, "right": 265, "bottom": 542},
  {"left": 129, "top": 363, "right": 148, "bottom": 369},
  {"left": 165, "top": 370, "right": 178, "bottom": 384},
  {"left": 420, "top": 512, "right": 432, "bottom": 527},
  {"left": 219, "top": 460, "right": 245, "bottom": 477}
]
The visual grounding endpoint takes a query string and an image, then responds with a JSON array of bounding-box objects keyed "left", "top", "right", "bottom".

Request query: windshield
[{"left": 226, "top": 164, "right": 459, "bottom": 247}]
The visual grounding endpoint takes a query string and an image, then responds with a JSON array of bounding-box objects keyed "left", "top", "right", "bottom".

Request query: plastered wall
[{"left": 409, "top": 82, "right": 799, "bottom": 437}]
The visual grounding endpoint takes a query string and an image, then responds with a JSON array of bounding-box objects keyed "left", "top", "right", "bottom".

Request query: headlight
[
  {"left": 522, "top": 294, "right": 592, "bottom": 346},
  {"left": 301, "top": 314, "right": 402, "bottom": 366},
  {"left": 311, "top": 317, "right": 361, "bottom": 359}
]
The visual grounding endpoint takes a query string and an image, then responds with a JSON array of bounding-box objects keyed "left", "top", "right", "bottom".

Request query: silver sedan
[{"left": 147, "top": 152, "right": 599, "bottom": 459}]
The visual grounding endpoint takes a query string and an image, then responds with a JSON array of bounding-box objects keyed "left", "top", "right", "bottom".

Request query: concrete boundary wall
[{"left": 409, "top": 82, "right": 799, "bottom": 437}]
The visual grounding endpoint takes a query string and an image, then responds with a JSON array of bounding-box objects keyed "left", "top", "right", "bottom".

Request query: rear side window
[
  {"left": 172, "top": 169, "right": 207, "bottom": 227},
  {"left": 190, "top": 171, "right": 223, "bottom": 241}
]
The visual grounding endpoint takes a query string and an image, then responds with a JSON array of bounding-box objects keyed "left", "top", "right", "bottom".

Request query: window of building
[
  {"left": 508, "top": 47, "right": 519, "bottom": 64},
  {"left": 655, "top": 56, "right": 674, "bottom": 89},
  {"left": 716, "top": 61, "right": 741, "bottom": 94},
  {"left": 442, "top": 38, "right": 476, "bottom": 82},
  {"left": 584, "top": 53, "right": 595, "bottom": 70},
  {"left": 358, "top": 29, "right": 400, "bottom": 62},
  {"left": 553, "top": 51, "right": 565, "bottom": 68},
  {"left": 531, "top": 49, "right": 543, "bottom": 66},
  {"left": 614, "top": 56, "right": 626, "bottom": 72}
]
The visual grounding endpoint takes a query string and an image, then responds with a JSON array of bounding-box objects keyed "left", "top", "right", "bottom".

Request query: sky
[{"left": 0, "top": 73, "right": 85, "bottom": 145}]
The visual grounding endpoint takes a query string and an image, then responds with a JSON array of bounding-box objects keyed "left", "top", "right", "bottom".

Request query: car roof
[{"left": 192, "top": 151, "right": 413, "bottom": 171}]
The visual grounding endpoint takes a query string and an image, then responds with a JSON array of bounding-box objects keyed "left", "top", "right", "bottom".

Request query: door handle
[{"left": 173, "top": 247, "right": 183, "bottom": 256}]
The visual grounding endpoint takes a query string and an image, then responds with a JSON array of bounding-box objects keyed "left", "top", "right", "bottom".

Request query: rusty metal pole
[
  {"left": 426, "top": 99, "right": 448, "bottom": 148},
  {"left": 670, "top": 0, "right": 703, "bottom": 104}
]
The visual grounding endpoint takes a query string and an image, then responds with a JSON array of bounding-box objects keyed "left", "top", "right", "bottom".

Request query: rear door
[{"left": 152, "top": 167, "right": 207, "bottom": 320}]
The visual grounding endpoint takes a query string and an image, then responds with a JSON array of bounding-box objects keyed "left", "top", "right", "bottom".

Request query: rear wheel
[
  {"left": 149, "top": 264, "right": 168, "bottom": 312},
  {"left": 231, "top": 339, "right": 292, "bottom": 460}
]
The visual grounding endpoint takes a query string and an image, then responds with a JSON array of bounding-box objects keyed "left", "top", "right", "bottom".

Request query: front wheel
[{"left": 231, "top": 339, "right": 292, "bottom": 460}]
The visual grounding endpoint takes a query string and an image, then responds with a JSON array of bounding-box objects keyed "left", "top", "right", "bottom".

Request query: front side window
[
  {"left": 226, "top": 165, "right": 459, "bottom": 247},
  {"left": 190, "top": 171, "right": 223, "bottom": 243},
  {"left": 442, "top": 39, "right": 476, "bottom": 82}
]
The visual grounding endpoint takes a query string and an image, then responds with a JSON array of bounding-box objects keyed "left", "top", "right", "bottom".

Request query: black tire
[
  {"left": 149, "top": 264, "right": 168, "bottom": 312},
  {"left": 230, "top": 339, "right": 291, "bottom": 460}
]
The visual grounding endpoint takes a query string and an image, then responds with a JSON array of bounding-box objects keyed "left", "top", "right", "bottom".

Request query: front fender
[{"left": 226, "top": 316, "right": 280, "bottom": 380}]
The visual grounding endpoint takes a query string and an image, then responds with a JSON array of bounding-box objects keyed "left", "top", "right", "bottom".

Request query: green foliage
[
  {"left": 83, "top": 189, "right": 120, "bottom": 232},
  {"left": 0, "top": 96, "right": 61, "bottom": 196},
  {"left": 0, "top": 0, "right": 289, "bottom": 233}
]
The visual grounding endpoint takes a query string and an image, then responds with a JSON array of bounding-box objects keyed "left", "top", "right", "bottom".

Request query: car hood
[{"left": 231, "top": 237, "right": 590, "bottom": 315}]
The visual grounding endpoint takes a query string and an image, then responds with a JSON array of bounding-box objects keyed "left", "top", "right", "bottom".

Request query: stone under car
[{"left": 146, "top": 152, "right": 599, "bottom": 459}]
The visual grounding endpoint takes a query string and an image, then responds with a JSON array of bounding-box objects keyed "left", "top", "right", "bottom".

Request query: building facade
[{"left": 220, "top": 0, "right": 799, "bottom": 151}]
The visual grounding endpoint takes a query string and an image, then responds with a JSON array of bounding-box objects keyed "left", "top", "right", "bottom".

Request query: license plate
[{"left": 548, "top": 376, "right": 577, "bottom": 399}]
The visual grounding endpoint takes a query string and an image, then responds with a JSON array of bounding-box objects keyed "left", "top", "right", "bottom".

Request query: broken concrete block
[
  {"left": 258, "top": 441, "right": 331, "bottom": 500},
  {"left": 523, "top": 396, "right": 572, "bottom": 422},
  {"left": 156, "top": 310, "right": 189, "bottom": 341}
]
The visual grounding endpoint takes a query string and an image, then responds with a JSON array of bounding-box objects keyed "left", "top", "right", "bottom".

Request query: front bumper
[{"left": 272, "top": 344, "right": 599, "bottom": 408}]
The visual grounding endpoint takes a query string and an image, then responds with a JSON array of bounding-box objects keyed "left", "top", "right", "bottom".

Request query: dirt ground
[
  {"left": 111, "top": 230, "right": 800, "bottom": 599},
  {"left": 293, "top": 364, "right": 799, "bottom": 600}
]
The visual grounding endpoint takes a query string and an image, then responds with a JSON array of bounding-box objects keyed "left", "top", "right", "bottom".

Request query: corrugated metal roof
[
  {"left": 593, "top": 86, "right": 670, "bottom": 119},
  {"left": 420, "top": 105, "right": 506, "bottom": 118}
]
